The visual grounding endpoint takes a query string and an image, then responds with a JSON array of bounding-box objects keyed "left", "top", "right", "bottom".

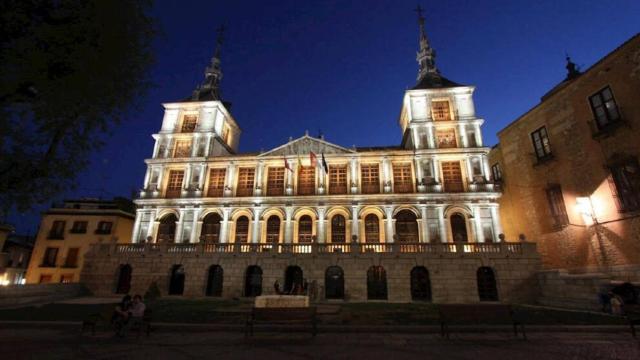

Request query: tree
[{"left": 0, "top": 0, "right": 157, "bottom": 219}]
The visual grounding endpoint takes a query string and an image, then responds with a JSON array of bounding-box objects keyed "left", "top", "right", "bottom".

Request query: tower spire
[
  {"left": 192, "top": 25, "right": 225, "bottom": 101},
  {"left": 414, "top": 5, "right": 439, "bottom": 81}
]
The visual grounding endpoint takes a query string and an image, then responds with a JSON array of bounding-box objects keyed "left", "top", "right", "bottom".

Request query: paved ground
[{"left": 0, "top": 328, "right": 638, "bottom": 360}]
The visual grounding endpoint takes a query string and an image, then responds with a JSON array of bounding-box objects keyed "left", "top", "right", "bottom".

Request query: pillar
[
  {"left": 491, "top": 207, "right": 503, "bottom": 242},
  {"left": 482, "top": 155, "right": 492, "bottom": 182},
  {"left": 131, "top": 210, "right": 143, "bottom": 243},
  {"left": 473, "top": 206, "right": 484, "bottom": 243},
  {"left": 251, "top": 207, "right": 262, "bottom": 244},
  {"left": 219, "top": 208, "right": 230, "bottom": 243},
  {"left": 350, "top": 157, "right": 358, "bottom": 192},
  {"left": 198, "top": 163, "right": 206, "bottom": 191},
  {"left": 419, "top": 205, "right": 429, "bottom": 243},
  {"left": 284, "top": 206, "right": 294, "bottom": 243},
  {"left": 474, "top": 124, "right": 483, "bottom": 147},
  {"left": 437, "top": 206, "right": 447, "bottom": 243},
  {"left": 317, "top": 207, "right": 326, "bottom": 243},
  {"left": 174, "top": 209, "right": 186, "bottom": 243},
  {"left": 351, "top": 205, "right": 360, "bottom": 242},
  {"left": 384, "top": 206, "right": 394, "bottom": 243},
  {"left": 190, "top": 208, "right": 202, "bottom": 243},
  {"left": 458, "top": 124, "right": 468, "bottom": 148},
  {"left": 426, "top": 125, "right": 435, "bottom": 149}
]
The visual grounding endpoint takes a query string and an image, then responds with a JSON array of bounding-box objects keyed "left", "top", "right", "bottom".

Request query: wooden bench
[
  {"left": 439, "top": 304, "right": 526, "bottom": 339},
  {"left": 625, "top": 304, "right": 640, "bottom": 337},
  {"left": 245, "top": 307, "right": 317, "bottom": 337}
]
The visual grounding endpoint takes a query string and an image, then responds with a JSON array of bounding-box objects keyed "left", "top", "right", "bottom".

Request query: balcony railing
[{"left": 104, "top": 241, "right": 535, "bottom": 256}]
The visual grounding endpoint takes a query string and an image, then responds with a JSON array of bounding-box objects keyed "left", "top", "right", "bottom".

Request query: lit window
[
  {"left": 360, "top": 164, "right": 380, "bottom": 194},
  {"left": 609, "top": 159, "right": 640, "bottom": 212},
  {"left": 181, "top": 115, "right": 197, "bottom": 132},
  {"left": 329, "top": 165, "right": 347, "bottom": 194},
  {"left": 491, "top": 163, "right": 503, "bottom": 182},
  {"left": 166, "top": 170, "right": 184, "bottom": 198},
  {"left": 236, "top": 168, "right": 255, "bottom": 197},
  {"left": 267, "top": 167, "right": 285, "bottom": 196},
  {"left": 589, "top": 86, "right": 620, "bottom": 130},
  {"left": 173, "top": 140, "right": 192, "bottom": 158},
  {"left": 393, "top": 163, "right": 413, "bottom": 193},
  {"left": 96, "top": 221, "right": 113, "bottom": 234},
  {"left": 207, "top": 168, "right": 226, "bottom": 197},
  {"left": 531, "top": 126, "right": 552, "bottom": 161},
  {"left": 436, "top": 129, "right": 457, "bottom": 148},
  {"left": 297, "top": 166, "right": 315, "bottom": 195},
  {"left": 431, "top": 100, "right": 452, "bottom": 121}
]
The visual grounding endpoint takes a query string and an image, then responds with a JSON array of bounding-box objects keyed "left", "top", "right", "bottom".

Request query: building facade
[
  {"left": 489, "top": 34, "right": 640, "bottom": 280},
  {"left": 81, "top": 13, "right": 541, "bottom": 302},
  {"left": 26, "top": 198, "right": 134, "bottom": 284},
  {"left": 0, "top": 234, "right": 34, "bottom": 285}
]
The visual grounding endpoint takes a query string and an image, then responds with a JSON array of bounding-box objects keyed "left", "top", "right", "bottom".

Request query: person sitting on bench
[{"left": 117, "top": 294, "right": 146, "bottom": 337}]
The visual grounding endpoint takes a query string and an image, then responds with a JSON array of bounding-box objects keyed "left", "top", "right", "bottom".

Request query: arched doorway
[
  {"left": 169, "top": 264, "right": 185, "bottom": 295},
  {"left": 201, "top": 213, "right": 222, "bottom": 243},
  {"left": 451, "top": 213, "right": 468, "bottom": 242},
  {"left": 244, "top": 266, "right": 263, "bottom": 297},
  {"left": 410, "top": 266, "right": 432, "bottom": 301},
  {"left": 284, "top": 266, "right": 304, "bottom": 294},
  {"left": 115, "top": 264, "right": 132, "bottom": 294},
  {"left": 235, "top": 216, "right": 249, "bottom": 243},
  {"left": 266, "top": 216, "right": 280, "bottom": 243},
  {"left": 325, "top": 266, "right": 344, "bottom": 299},
  {"left": 477, "top": 266, "right": 499, "bottom": 301},
  {"left": 158, "top": 214, "right": 178, "bottom": 243},
  {"left": 331, "top": 215, "right": 346, "bottom": 243},
  {"left": 298, "top": 215, "right": 313, "bottom": 243},
  {"left": 395, "top": 210, "right": 419, "bottom": 242},
  {"left": 364, "top": 214, "right": 380, "bottom": 243},
  {"left": 205, "top": 265, "right": 223, "bottom": 297},
  {"left": 367, "top": 266, "right": 388, "bottom": 300}
]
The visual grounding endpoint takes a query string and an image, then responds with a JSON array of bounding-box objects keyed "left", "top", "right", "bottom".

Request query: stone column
[
  {"left": 219, "top": 208, "right": 231, "bottom": 243},
  {"left": 437, "top": 206, "right": 447, "bottom": 243},
  {"left": 251, "top": 207, "right": 263, "bottom": 244},
  {"left": 419, "top": 205, "right": 429, "bottom": 243},
  {"left": 255, "top": 161, "right": 264, "bottom": 194},
  {"left": 198, "top": 163, "right": 206, "bottom": 191},
  {"left": 317, "top": 207, "right": 326, "bottom": 243},
  {"left": 226, "top": 161, "right": 236, "bottom": 193},
  {"left": 131, "top": 210, "right": 143, "bottom": 243},
  {"left": 458, "top": 124, "right": 468, "bottom": 148},
  {"left": 414, "top": 156, "right": 423, "bottom": 183},
  {"left": 142, "top": 167, "right": 152, "bottom": 190},
  {"left": 174, "top": 209, "right": 186, "bottom": 243},
  {"left": 284, "top": 206, "right": 294, "bottom": 244},
  {"left": 152, "top": 138, "right": 160, "bottom": 158},
  {"left": 473, "top": 206, "right": 484, "bottom": 243},
  {"left": 164, "top": 135, "right": 173, "bottom": 158},
  {"left": 474, "top": 124, "right": 483, "bottom": 147},
  {"left": 350, "top": 157, "right": 358, "bottom": 192},
  {"left": 491, "top": 207, "right": 502, "bottom": 242},
  {"left": 426, "top": 125, "right": 435, "bottom": 149},
  {"left": 156, "top": 166, "right": 165, "bottom": 192},
  {"left": 204, "top": 134, "right": 212, "bottom": 156},
  {"left": 482, "top": 155, "right": 492, "bottom": 182},
  {"left": 382, "top": 157, "right": 391, "bottom": 191},
  {"left": 464, "top": 156, "right": 474, "bottom": 184},
  {"left": 191, "top": 208, "right": 202, "bottom": 243},
  {"left": 351, "top": 205, "right": 360, "bottom": 242},
  {"left": 191, "top": 134, "right": 200, "bottom": 157},
  {"left": 147, "top": 210, "right": 159, "bottom": 241},
  {"left": 432, "top": 158, "right": 440, "bottom": 183},
  {"left": 183, "top": 166, "right": 192, "bottom": 190},
  {"left": 384, "top": 206, "right": 394, "bottom": 243}
]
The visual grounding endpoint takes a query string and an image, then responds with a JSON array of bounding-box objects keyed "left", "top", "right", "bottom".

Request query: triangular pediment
[{"left": 259, "top": 135, "right": 355, "bottom": 157}]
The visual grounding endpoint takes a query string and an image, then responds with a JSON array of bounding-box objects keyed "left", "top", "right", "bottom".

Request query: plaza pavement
[{"left": 0, "top": 328, "right": 638, "bottom": 360}]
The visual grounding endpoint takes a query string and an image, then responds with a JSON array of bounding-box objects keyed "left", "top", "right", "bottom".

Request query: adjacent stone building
[
  {"left": 0, "top": 234, "right": 34, "bottom": 285},
  {"left": 26, "top": 198, "right": 134, "bottom": 284},
  {"left": 489, "top": 33, "right": 640, "bottom": 280},
  {"left": 81, "top": 12, "right": 542, "bottom": 302}
]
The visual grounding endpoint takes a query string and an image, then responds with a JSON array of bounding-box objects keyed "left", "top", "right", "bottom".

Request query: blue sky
[{"left": 8, "top": 0, "right": 640, "bottom": 234}]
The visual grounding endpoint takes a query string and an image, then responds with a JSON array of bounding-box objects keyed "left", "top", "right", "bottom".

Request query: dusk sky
[{"left": 9, "top": 0, "right": 640, "bottom": 234}]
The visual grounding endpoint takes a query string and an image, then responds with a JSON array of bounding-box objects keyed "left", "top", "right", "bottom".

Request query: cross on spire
[
  {"left": 192, "top": 25, "right": 226, "bottom": 101},
  {"left": 414, "top": 5, "right": 439, "bottom": 81},
  {"left": 414, "top": 4, "right": 424, "bottom": 21}
]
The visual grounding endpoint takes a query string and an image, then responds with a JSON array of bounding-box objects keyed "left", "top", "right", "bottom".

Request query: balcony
[{"left": 589, "top": 113, "right": 627, "bottom": 140}]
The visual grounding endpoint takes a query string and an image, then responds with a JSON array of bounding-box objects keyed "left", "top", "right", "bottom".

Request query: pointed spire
[
  {"left": 192, "top": 25, "right": 225, "bottom": 101},
  {"left": 414, "top": 5, "right": 439, "bottom": 81}
]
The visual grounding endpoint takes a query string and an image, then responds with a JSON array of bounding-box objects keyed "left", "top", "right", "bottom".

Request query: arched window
[
  {"left": 477, "top": 266, "right": 499, "bottom": 301},
  {"left": 367, "top": 266, "right": 388, "bottom": 300},
  {"left": 235, "top": 216, "right": 249, "bottom": 243},
  {"left": 115, "top": 264, "right": 132, "bottom": 294},
  {"left": 325, "top": 266, "right": 344, "bottom": 299},
  {"left": 331, "top": 215, "right": 346, "bottom": 243},
  {"left": 364, "top": 214, "right": 380, "bottom": 243},
  {"left": 169, "top": 264, "right": 185, "bottom": 295},
  {"left": 410, "top": 266, "right": 432, "bottom": 301},
  {"left": 266, "top": 216, "right": 280, "bottom": 243},
  {"left": 298, "top": 215, "right": 313, "bottom": 243},
  {"left": 157, "top": 214, "right": 178, "bottom": 243},
  {"left": 201, "top": 213, "right": 222, "bottom": 243},
  {"left": 205, "top": 265, "right": 223, "bottom": 297},
  {"left": 244, "top": 266, "right": 263, "bottom": 297},
  {"left": 451, "top": 213, "right": 468, "bottom": 242},
  {"left": 284, "top": 266, "right": 304, "bottom": 294},
  {"left": 395, "top": 210, "right": 418, "bottom": 242}
]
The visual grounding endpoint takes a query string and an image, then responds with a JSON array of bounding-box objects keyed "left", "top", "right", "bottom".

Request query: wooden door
[{"left": 441, "top": 161, "right": 464, "bottom": 192}]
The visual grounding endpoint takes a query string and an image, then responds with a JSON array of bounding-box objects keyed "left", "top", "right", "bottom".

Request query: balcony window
[
  {"left": 63, "top": 248, "right": 79, "bottom": 268},
  {"left": 441, "top": 161, "right": 464, "bottom": 192},
  {"left": 329, "top": 165, "right": 347, "bottom": 194},
  {"left": 207, "top": 168, "right": 226, "bottom": 197},
  {"left": 436, "top": 129, "right": 457, "bottom": 148},
  {"left": 181, "top": 115, "right": 197, "bottom": 132},
  {"left": 70, "top": 221, "right": 87, "bottom": 234},
  {"left": 360, "top": 164, "right": 380, "bottom": 194},
  {"left": 41, "top": 247, "right": 58, "bottom": 267},
  {"left": 331, "top": 215, "right": 346, "bottom": 243},
  {"left": 491, "top": 163, "right": 503, "bottom": 182},
  {"left": 95, "top": 221, "right": 113, "bottom": 235},
  {"left": 393, "top": 163, "right": 413, "bottom": 193},
  {"left": 165, "top": 170, "right": 184, "bottom": 198},
  {"left": 431, "top": 100, "right": 452, "bottom": 121},
  {"left": 48, "top": 221, "right": 66, "bottom": 239},
  {"left": 297, "top": 166, "right": 315, "bottom": 195},
  {"left": 236, "top": 167, "right": 255, "bottom": 197},
  {"left": 173, "top": 140, "right": 192, "bottom": 158},
  {"left": 298, "top": 215, "right": 313, "bottom": 243},
  {"left": 266, "top": 216, "right": 280, "bottom": 243},
  {"left": 589, "top": 86, "right": 621, "bottom": 131},
  {"left": 545, "top": 184, "right": 569, "bottom": 228},
  {"left": 531, "top": 126, "right": 552, "bottom": 162},
  {"left": 267, "top": 167, "right": 285, "bottom": 196},
  {"left": 235, "top": 216, "right": 249, "bottom": 243},
  {"left": 609, "top": 159, "right": 640, "bottom": 212}
]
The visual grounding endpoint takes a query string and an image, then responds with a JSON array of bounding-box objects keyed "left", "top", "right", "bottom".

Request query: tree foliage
[{"left": 0, "top": 0, "right": 157, "bottom": 218}]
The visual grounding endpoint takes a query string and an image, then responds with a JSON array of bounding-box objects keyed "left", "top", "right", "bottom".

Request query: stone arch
[
  {"left": 261, "top": 208, "right": 284, "bottom": 243},
  {"left": 200, "top": 212, "right": 222, "bottom": 243},
  {"left": 326, "top": 206, "right": 351, "bottom": 243},
  {"left": 395, "top": 209, "right": 419, "bottom": 242},
  {"left": 358, "top": 205, "right": 385, "bottom": 219},
  {"left": 157, "top": 213, "right": 178, "bottom": 243},
  {"left": 115, "top": 264, "right": 132, "bottom": 294},
  {"left": 198, "top": 208, "right": 223, "bottom": 221},
  {"left": 325, "top": 266, "right": 345, "bottom": 299},
  {"left": 444, "top": 205, "right": 473, "bottom": 242},
  {"left": 230, "top": 209, "right": 253, "bottom": 243},
  {"left": 293, "top": 208, "right": 317, "bottom": 243},
  {"left": 155, "top": 208, "right": 180, "bottom": 222},
  {"left": 359, "top": 206, "right": 385, "bottom": 243},
  {"left": 392, "top": 206, "right": 421, "bottom": 219},
  {"left": 260, "top": 207, "right": 286, "bottom": 221},
  {"left": 477, "top": 266, "right": 499, "bottom": 301}
]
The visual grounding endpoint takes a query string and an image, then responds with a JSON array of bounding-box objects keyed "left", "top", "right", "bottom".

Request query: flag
[
  {"left": 284, "top": 156, "right": 293, "bottom": 172},
  {"left": 309, "top": 152, "right": 318, "bottom": 168},
  {"left": 321, "top": 153, "right": 329, "bottom": 174}
]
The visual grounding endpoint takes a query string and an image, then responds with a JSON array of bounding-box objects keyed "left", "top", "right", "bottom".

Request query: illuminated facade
[{"left": 489, "top": 33, "right": 640, "bottom": 280}]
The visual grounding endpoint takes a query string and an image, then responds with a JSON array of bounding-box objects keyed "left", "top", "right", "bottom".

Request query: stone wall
[
  {"left": 536, "top": 270, "right": 611, "bottom": 310},
  {"left": 0, "top": 283, "right": 89, "bottom": 308},
  {"left": 81, "top": 242, "right": 542, "bottom": 303}
]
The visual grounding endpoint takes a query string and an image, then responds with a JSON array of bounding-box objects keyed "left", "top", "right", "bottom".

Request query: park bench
[
  {"left": 81, "top": 313, "right": 104, "bottom": 336},
  {"left": 245, "top": 307, "right": 317, "bottom": 337},
  {"left": 625, "top": 304, "right": 640, "bottom": 337},
  {"left": 439, "top": 304, "right": 526, "bottom": 339}
]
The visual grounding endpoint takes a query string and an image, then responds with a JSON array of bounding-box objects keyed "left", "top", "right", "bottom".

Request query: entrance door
[
  {"left": 450, "top": 213, "right": 468, "bottom": 242},
  {"left": 477, "top": 266, "right": 499, "bottom": 301},
  {"left": 410, "top": 266, "right": 432, "bottom": 301},
  {"left": 169, "top": 265, "right": 185, "bottom": 295},
  {"left": 367, "top": 266, "right": 388, "bottom": 300},
  {"left": 441, "top": 161, "right": 464, "bottom": 192},
  {"left": 116, "top": 264, "right": 132, "bottom": 294},
  {"left": 325, "top": 266, "right": 344, "bottom": 299},
  {"left": 244, "top": 266, "right": 263, "bottom": 297},
  {"left": 205, "top": 265, "right": 223, "bottom": 297},
  {"left": 284, "top": 266, "right": 303, "bottom": 294}
]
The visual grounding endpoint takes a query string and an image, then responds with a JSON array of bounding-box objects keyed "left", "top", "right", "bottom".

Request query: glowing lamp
[{"left": 575, "top": 197, "right": 593, "bottom": 217}]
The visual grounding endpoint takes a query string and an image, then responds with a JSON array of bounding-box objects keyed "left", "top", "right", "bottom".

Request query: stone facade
[{"left": 489, "top": 34, "right": 640, "bottom": 279}]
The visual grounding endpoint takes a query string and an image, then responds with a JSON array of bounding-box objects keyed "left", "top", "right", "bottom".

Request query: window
[
  {"left": 173, "top": 140, "right": 192, "bottom": 158},
  {"left": 157, "top": 214, "right": 178, "bottom": 243},
  {"left": 531, "top": 126, "right": 552, "bottom": 161},
  {"left": 267, "top": 167, "right": 285, "bottom": 196},
  {"left": 64, "top": 248, "right": 79, "bottom": 268},
  {"left": 236, "top": 167, "right": 255, "bottom": 197},
  {"left": 441, "top": 161, "right": 464, "bottom": 192},
  {"left": 436, "top": 129, "right": 457, "bottom": 148},
  {"left": 41, "top": 247, "right": 58, "bottom": 267},
  {"left": 181, "top": 115, "right": 197, "bottom": 132},
  {"left": 298, "top": 215, "right": 313, "bottom": 243},
  {"left": 48, "top": 221, "right": 65, "bottom": 239},
  {"left": 609, "top": 160, "right": 640, "bottom": 212},
  {"left": 545, "top": 184, "right": 569, "bottom": 228},
  {"left": 166, "top": 170, "right": 184, "bottom": 198},
  {"left": 207, "top": 168, "right": 226, "bottom": 197},
  {"left": 70, "top": 221, "right": 87, "bottom": 234},
  {"left": 364, "top": 214, "right": 379, "bottom": 243},
  {"left": 331, "top": 215, "right": 346, "bottom": 243},
  {"left": 95, "top": 221, "right": 113, "bottom": 234},
  {"left": 222, "top": 126, "right": 230, "bottom": 144},
  {"left": 491, "top": 163, "right": 503, "bottom": 182},
  {"left": 589, "top": 86, "right": 620, "bottom": 130},
  {"left": 393, "top": 163, "right": 413, "bottom": 193},
  {"left": 431, "top": 100, "right": 452, "bottom": 121},
  {"left": 266, "top": 216, "right": 280, "bottom": 243},
  {"left": 39, "top": 274, "right": 53, "bottom": 284},
  {"left": 297, "top": 166, "right": 315, "bottom": 195},
  {"left": 60, "top": 274, "right": 74, "bottom": 284},
  {"left": 329, "top": 165, "right": 347, "bottom": 194},
  {"left": 235, "top": 216, "right": 249, "bottom": 243},
  {"left": 361, "top": 164, "right": 380, "bottom": 194}
]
